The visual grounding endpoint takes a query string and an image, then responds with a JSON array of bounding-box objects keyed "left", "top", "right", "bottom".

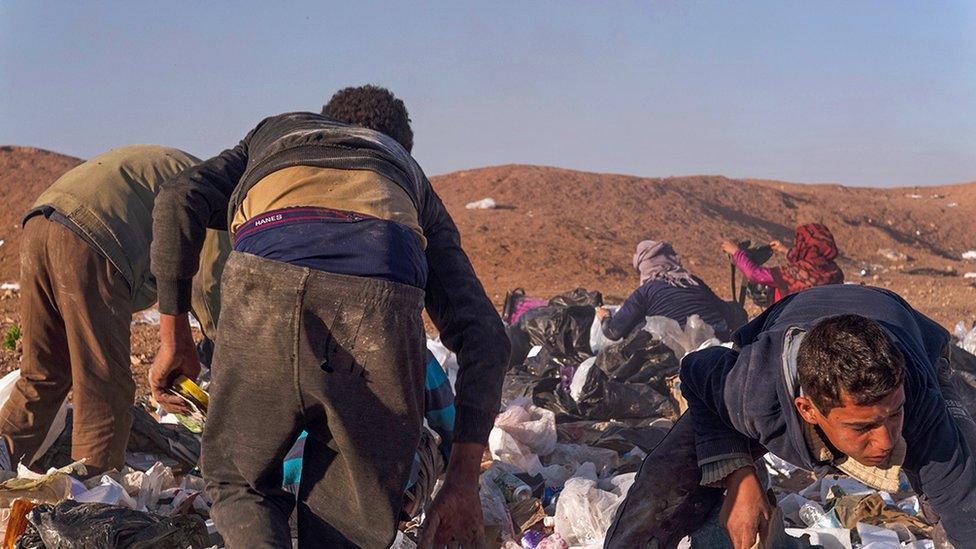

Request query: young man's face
[{"left": 794, "top": 386, "right": 905, "bottom": 466}]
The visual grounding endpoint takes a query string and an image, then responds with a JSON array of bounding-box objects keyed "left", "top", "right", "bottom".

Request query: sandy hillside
[{"left": 1, "top": 147, "right": 975, "bottom": 390}]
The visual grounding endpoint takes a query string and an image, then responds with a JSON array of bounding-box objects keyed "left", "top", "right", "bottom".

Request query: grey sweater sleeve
[
  {"left": 151, "top": 141, "right": 249, "bottom": 315},
  {"left": 420, "top": 189, "right": 510, "bottom": 444}
]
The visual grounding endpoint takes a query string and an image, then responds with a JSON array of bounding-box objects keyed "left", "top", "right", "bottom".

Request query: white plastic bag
[
  {"left": 76, "top": 475, "right": 139, "bottom": 509},
  {"left": 426, "top": 338, "right": 459, "bottom": 390},
  {"left": 0, "top": 370, "right": 68, "bottom": 463},
  {"left": 465, "top": 197, "right": 497, "bottom": 210},
  {"left": 643, "top": 314, "right": 718, "bottom": 358},
  {"left": 552, "top": 475, "right": 626, "bottom": 547},
  {"left": 569, "top": 357, "right": 597, "bottom": 402},
  {"left": 954, "top": 321, "right": 976, "bottom": 355},
  {"left": 489, "top": 398, "right": 557, "bottom": 474},
  {"left": 589, "top": 306, "right": 619, "bottom": 354},
  {"left": 135, "top": 461, "right": 177, "bottom": 511}
]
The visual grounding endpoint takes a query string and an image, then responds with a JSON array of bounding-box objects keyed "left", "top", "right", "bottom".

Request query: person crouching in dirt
[
  {"left": 595, "top": 240, "right": 737, "bottom": 341},
  {"left": 604, "top": 284, "right": 976, "bottom": 549},
  {"left": 721, "top": 222, "right": 844, "bottom": 303},
  {"left": 0, "top": 146, "right": 229, "bottom": 476},
  {"left": 148, "top": 85, "right": 509, "bottom": 549}
]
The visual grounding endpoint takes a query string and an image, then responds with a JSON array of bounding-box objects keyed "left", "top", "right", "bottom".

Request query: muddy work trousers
[
  {"left": 202, "top": 252, "right": 426, "bottom": 549},
  {"left": 0, "top": 217, "right": 135, "bottom": 473}
]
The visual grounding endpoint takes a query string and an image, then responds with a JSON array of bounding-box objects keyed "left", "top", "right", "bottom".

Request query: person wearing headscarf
[
  {"left": 597, "top": 240, "right": 735, "bottom": 341},
  {"left": 722, "top": 222, "right": 845, "bottom": 303}
]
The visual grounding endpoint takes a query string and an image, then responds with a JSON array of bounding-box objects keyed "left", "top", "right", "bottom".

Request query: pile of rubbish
[
  {"left": 455, "top": 287, "right": 976, "bottom": 549},
  {"left": 0, "top": 369, "right": 218, "bottom": 548},
  {"left": 1, "top": 287, "right": 975, "bottom": 548}
]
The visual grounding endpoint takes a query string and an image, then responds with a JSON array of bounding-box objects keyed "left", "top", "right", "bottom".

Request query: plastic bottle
[{"left": 798, "top": 501, "right": 840, "bottom": 528}]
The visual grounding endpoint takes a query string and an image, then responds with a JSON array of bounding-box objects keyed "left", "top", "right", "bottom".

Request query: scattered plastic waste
[
  {"left": 465, "top": 197, "right": 497, "bottom": 210},
  {"left": 0, "top": 283, "right": 19, "bottom": 292},
  {"left": 877, "top": 248, "right": 908, "bottom": 262},
  {"left": 955, "top": 322, "right": 976, "bottom": 355},
  {"left": 15, "top": 499, "right": 211, "bottom": 549},
  {"left": 962, "top": 250, "right": 976, "bottom": 260},
  {"left": 643, "top": 314, "right": 720, "bottom": 359}
]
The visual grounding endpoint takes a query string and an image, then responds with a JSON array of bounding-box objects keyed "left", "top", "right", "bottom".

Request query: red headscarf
[{"left": 772, "top": 223, "right": 844, "bottom": 295}]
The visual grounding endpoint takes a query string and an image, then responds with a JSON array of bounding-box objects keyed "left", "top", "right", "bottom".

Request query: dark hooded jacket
[{"left": 679, "top": 285, "right": 975, "bottom": 543}]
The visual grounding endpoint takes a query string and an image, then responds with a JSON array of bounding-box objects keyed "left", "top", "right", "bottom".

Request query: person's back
[
  {"left": 0, "top": 145, "right": 198, "bottom": 476},
  {"left": 149, "top": 86, "right": 508, "bottom": 549},
  {"left": 600, "top": 241, "right": 734, "bottom": 341},
  {"left": 28, "top": 145, "right": 198, "bottom": 309}
]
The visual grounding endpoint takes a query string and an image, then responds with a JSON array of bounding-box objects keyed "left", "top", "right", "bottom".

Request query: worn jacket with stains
[
  {"left": 26, "top": 145, "right": 230, "bottom": 333},
  {"left": 150, "top": 112, "right": 509, "bottom": 444},
  {"left": 679, "top": 285, "right": 976, "bottom": 544}
]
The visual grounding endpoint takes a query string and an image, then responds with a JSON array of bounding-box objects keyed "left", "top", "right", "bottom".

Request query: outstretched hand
[
  {"left": 721, "top": 241, "right": 740, "bottom": 256},
  {"left": 720, "top": 467, "right": 771, "bottom": 549},
  {"left": 418, "top": 442, "right": 486, "bottom": 549},
  {"left": 769, "top": 240, "right": 788, "bottom": 254}
]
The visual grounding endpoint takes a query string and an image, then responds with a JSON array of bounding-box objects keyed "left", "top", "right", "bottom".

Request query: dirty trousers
[
  {"left": 0, "top": 217, "right": 135, "bottom": 473},
  {"left": 202, "top": 252, "right": 426, "bottom": 549}
]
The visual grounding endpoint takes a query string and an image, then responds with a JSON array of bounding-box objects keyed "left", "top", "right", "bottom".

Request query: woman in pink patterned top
[{"left": 721, "top": 223, "right": 845, "bottom": 303}]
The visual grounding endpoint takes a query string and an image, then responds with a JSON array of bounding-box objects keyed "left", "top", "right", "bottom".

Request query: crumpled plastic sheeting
[
  {"left": 489, "top": 398, "right": 557, "bottom": 474},
  {"left": 14, "top": 499, "right": 211, "bottom": 549},
  {"left": 955, "top": 321, "right": 976, "bottom": 355},
  {"left": 0, "top": 460, "right": 88, "bottom": 508},
  {"left": 588, "top": 307, "right": 619, "bottom": 355},
  {"left": 643, "top": 314, "right": 722, "bottom": 359},
  {"left": 552, "top": 466, "right": 633, "bottom": 548}
]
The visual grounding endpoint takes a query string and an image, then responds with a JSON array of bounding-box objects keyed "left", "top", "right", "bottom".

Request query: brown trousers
[{"left": 0, "top": 218, "right": 135, "bottom": 473}]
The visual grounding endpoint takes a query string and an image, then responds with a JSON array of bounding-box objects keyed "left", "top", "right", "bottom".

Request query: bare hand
[
  {"left": 149, "top": 313, "right": 201, "bottom": 414},
  {"left": 595, "top": 307, "right": 611, "bottom": 320},
  {"left": 769, "top": 240, "right": 788, "bottom": 254},
  {"left": 720, "top": 467, "right": 771, "bottom": 549},
  {"left": 721, "top": 241, "right": 740, "bottom": 256},
  {"left": 419, "top": 442, "right": 486, "bottom": 549}
]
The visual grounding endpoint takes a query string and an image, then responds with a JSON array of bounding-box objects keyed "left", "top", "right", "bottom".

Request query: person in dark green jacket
[{"left": 0, "top": 145, "right": 228, "bottom": 475}]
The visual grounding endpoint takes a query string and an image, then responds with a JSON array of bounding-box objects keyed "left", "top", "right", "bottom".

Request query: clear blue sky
[{"left": 2, "top": 1, "right": 974, "bottom": 186}]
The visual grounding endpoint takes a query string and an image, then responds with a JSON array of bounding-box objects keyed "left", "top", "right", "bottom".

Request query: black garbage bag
[
  {"left": 595, "top": 330, "right": 679, "bottom": 389},
  {"left": 521, "top": 347, "right": 581, "bottom": 379},
  {"left": 556, "top": 420, "right": 670, "bottom": 454},
  {"left": 501, "top": 373, "right": 550, "bottom": 405},
  {"left": 569, "top": 365, "right": 676, "bottom": 421},
  {"left": 33, "top": 410, "right": 74, "bottom": 471},
  {"left": 548, "top": 287, "right": 603, "bottom": 308},
  {"left": 15, "top": 500, "right": 211, "bottom": 549},
  {"left": 519, "top": 305, "right": 595, "bottom": 361}
]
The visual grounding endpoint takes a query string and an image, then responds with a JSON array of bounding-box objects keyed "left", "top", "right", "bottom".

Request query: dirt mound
[
  {"left": 0, "top": 148, "right": 974, "bottom": 328},
  {"left": 0, "top": 146, "right": 83, "bottom": 280},
  {"left": 431, "top": 165, "right": 976, "bottom": 327}
]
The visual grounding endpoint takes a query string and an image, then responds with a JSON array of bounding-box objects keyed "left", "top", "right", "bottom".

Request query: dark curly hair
[
  {"left": 322, "top": 85, "right": 414, "bottom": 152},
  {"left": 797, "top": 314, "right": 905, "bottom": 412}
]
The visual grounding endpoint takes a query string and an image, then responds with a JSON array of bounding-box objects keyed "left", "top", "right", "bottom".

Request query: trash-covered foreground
[
  {"left": 0, "top": 296, "right": 973, "bottom": 548},
  {"left": 460, "top": 291, "right": 976, "bottom": 549}
]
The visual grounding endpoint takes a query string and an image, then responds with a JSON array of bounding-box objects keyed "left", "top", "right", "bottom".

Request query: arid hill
[{"left": 1, "top": 147, "right": 974, "bottom": 330}]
